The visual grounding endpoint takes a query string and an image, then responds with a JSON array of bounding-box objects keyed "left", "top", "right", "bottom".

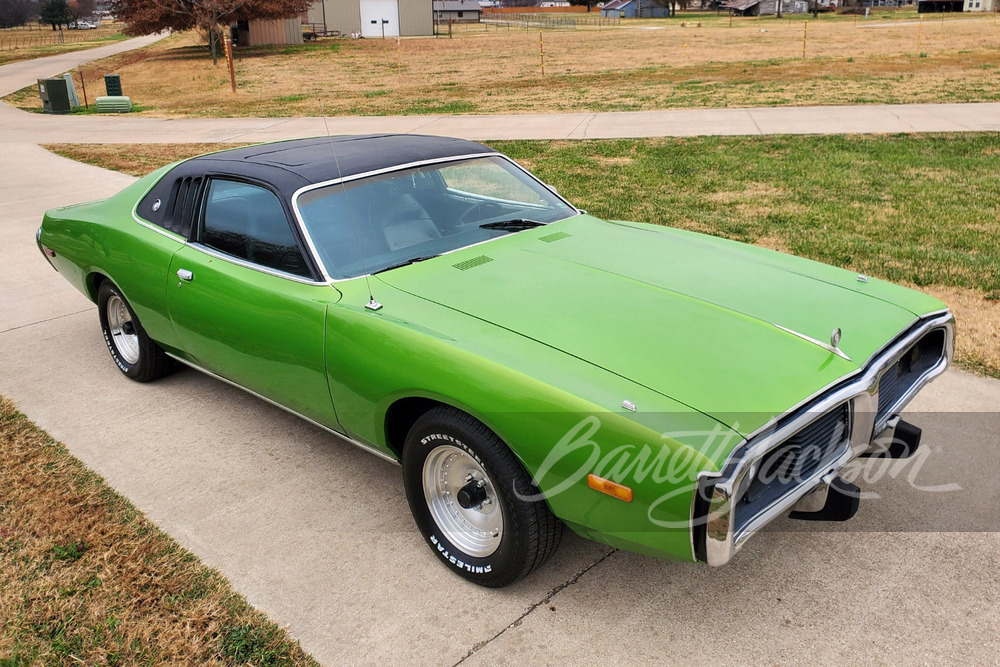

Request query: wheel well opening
[
  {"left": 86, "top": 272, "right": 108, "bottom": 303},
  {"left": 384, "top": 397, "right": 445, "bottom": 459}
]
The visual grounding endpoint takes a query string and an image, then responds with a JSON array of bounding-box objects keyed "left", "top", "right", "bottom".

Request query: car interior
[{"left": 296, "top": 158, "right": 573, "bottom": 279}]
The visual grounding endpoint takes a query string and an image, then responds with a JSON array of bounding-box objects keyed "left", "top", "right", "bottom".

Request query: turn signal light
[
  {"left": 42, "top": 246, "right": 56, "bottom": 258},
  {"left": 587, "top": 474, "right": 633, "bottom": 502}
]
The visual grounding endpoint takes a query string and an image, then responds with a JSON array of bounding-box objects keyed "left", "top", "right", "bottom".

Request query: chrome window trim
[
  {"left": 166, "top": 353, "right": 400, "bottom": 465},
  {"left": 289, "top": 153, "right": 580, "bottom": 283},
  {"left": 698, "top": 310, "right": 954, "bottom": 567},
  {"left": 185, "top": 242, "right": 333, "bottom": 286},
  {"left": 130, "top": 170, "right": 334, "bottom": 286}
]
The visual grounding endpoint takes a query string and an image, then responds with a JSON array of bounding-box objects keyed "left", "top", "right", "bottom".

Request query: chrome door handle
[{"left": 177, "top": 269, "right": 194, "bottom": 281}]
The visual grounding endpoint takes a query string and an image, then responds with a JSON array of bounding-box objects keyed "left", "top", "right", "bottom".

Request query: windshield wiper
[
  {"left": 373, "top": 255, "right": 439, "bottom": 275},
  {"left": 479, "top": 219, "right": 546, "bottom": 231}
]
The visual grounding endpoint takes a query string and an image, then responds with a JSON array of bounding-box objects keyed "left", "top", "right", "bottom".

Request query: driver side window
[{"left": 201, "top": 179, "right": 311, "bottom": 278}]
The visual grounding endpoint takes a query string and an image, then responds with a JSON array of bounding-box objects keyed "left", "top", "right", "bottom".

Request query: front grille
[
  {"left": 734, "top": 404, "right": 850, "bottom": 534},
  {"left": 876, "top": 329, "right": 946, "bottom": 423}
]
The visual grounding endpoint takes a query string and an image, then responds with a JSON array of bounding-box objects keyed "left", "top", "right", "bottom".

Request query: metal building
[
  {"left": 307, "top": 0, "right": 433, "bottom": 37},
  {"left": 237, "top": 18, "right": 304, "bottom": 46}
]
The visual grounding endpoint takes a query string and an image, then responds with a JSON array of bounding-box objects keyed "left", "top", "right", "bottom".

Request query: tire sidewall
[
  {"left": 97, "top": 282, "right": 146, "bottom": 380},
  {"left": 403, "top": 418, "right": 526, "bottom": 587}
]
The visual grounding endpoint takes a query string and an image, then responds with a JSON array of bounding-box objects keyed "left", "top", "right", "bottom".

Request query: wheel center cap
[{"left": 456, "top": 480, "right": 488, "bottom": 509}]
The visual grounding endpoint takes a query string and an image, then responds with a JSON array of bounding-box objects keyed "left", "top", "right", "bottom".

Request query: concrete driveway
[{"left": 1, "top": 40, "right": 998, "bottom": 665}]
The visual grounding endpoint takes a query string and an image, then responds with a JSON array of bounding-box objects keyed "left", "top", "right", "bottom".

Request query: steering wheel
[{"left": 458, "top": 201, "right": 506, "bottom": 225}]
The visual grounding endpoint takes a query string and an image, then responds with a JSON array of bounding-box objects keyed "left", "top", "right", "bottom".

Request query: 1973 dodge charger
[{"left": 37, "top": 135, "right": 954, "bottom": 587}]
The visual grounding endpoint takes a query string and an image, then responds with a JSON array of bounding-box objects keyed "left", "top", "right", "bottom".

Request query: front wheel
[
  {"left": 97, "top": 281, "right": 170, "bottom": 382},
  {"left": 402, "top": 407, "right": 562, "bottom": 587}
]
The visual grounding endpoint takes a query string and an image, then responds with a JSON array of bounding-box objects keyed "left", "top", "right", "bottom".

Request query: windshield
[{"left": 295, "top": 156, "right": 576, "bottom": 279}]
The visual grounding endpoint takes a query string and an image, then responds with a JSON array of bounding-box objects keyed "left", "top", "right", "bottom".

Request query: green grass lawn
[{"left": 494, "top": 134, "right": 1000, "bottom": 295}]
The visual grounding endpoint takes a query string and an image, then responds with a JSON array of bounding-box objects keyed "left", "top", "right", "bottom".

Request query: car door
[{"left": 166, "top": 177, "right": 342, "bottom": 429}]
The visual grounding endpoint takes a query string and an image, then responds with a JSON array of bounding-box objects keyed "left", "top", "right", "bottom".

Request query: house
[
  {"left": 600, "top": 0, "right": 671, "bottom": 17},
  {"left": 306, "top": 0, "right": 433, "bottom": 37},
  {"left": 236, "top": 18, "right": 304, "bottom": 46},
  {"left": 722, "top": 0, "right": 808, "bottom": 14},
  {"left": 962, "top": 0, "right": 994, "bottom": 9},
  {"left": 917, "top": 0, "right": 964, "bottom": 9},
  {"left": 433, "top": 0, "right": 482, "bottom": 22}
]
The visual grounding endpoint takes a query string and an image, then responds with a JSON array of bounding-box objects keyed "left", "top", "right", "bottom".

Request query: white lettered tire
[
  {"left": 402, "top": 406, "right": 562, "bottom": 587},
  {"left": 97, "top": 281, "right": 170, "bottom": 382}
]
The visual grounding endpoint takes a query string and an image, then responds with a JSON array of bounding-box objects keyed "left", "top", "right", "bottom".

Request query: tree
[
  {"left": 111, "top": 0, "right": 306, "bottom": 64},
  {"left": 39, "top": 0, "right": 71, "bottom": 29},
  {"left": 67, "top": 0, "right": 97, "bottom": 24},
  {"left": 0, "top": 0, "right": 39, "bottom": 28}
]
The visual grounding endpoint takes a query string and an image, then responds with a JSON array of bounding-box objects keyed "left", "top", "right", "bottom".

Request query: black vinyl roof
[{"left": 187, "top": 134, "right": 496, "bottom": 194}]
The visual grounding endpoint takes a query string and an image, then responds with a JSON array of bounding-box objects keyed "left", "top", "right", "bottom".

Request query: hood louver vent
[
  {"left": 539, "top": 231, "right": 571, "bottom": 243},
  {"left": 452, "top": 255, "right": 494, "bottom": 271}
]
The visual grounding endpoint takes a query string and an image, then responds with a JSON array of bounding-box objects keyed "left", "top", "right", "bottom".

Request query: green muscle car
[{"left": 37, "top": 135, "right": 954, "bottom": 587}]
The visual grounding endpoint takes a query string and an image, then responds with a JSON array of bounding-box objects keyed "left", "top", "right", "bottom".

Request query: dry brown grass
[
  {"left": 46, "top": 142, "right": 251, "bottom": 176},
  {"left": 0, "top": 396, "right": 318, "bottom": 665},
  {"left": 0, "top": 24, "right": 127, "bottom": 66},
  {"left": 7, "top": 11, "right": 1000, "bottom": 116}
]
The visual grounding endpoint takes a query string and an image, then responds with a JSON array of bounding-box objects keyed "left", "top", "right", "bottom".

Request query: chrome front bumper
[{"left": 696, "top": 311, "right": 955, "bottom": 567}]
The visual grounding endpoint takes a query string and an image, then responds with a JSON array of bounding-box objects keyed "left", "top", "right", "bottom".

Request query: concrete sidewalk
[
  {"left": 0, "top": 33, "right": 165, "bottom": 97},
  {"left": 4, "top": 100, "right": 1000, "bottom": 144},
  {"left": 2, "top": 37, "right": 999, "bottom": 667}
]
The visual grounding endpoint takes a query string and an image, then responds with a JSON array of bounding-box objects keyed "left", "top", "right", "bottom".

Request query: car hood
[{"left": 378, "top": 215, "right": 936, "bottom": 437}]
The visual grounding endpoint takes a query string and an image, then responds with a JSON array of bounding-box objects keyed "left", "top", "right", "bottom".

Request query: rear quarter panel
[{"left": 40, "top": 167, "right": 185, "bottom": 352}]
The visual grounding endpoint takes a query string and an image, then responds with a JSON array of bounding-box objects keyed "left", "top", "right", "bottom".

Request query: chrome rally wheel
[
  {"left": 105, "top": 293, "right": 140, "bottom": 364},
  {"left": 402, "top": 406, "right": 563, "bottom": 587},
  {"left": 96, "top": 281, "right": 170, "bottom": 382},
  {"left": 422, "top": 444, "right": 503, "bottom": 558}
]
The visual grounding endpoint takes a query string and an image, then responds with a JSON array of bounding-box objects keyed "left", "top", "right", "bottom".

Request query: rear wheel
[
  {"left": 402, "top": 406, "right": 562, "bottom": 587},
  {"left": 97, "top": 282, "right": 170, "bottom": 382}
]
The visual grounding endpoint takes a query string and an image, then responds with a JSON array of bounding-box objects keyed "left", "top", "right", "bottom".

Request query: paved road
[{"left": 1, "top": 38, "right": 999, "bottom": 666}]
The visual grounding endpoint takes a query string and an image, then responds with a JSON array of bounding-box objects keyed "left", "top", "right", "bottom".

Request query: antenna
[{"left": 319, "top": 101, "right": 382, "bottom": 311}]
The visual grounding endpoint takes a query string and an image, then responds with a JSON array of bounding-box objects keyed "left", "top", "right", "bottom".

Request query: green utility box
[
  {"left": 37, "top": 78, "right": 72, "bottom": 114},
  {"left": 95, "top": 96, "right": 132, "bottom": 113},
  {"left": 104, "top": 73, "right": 123, "bottom": 96}
]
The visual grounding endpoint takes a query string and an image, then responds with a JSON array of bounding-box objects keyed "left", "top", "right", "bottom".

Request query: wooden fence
[{"left": 0, "top": 29, "right": 108, "bottom": 51}]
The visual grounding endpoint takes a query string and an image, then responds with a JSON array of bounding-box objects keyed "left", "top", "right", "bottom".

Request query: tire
[
  {"left": 97, "top": 281, "right": 170, "bottom": 382},
  {"left": 402, "top": 407, "right": 563, "bottom": 587}
]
